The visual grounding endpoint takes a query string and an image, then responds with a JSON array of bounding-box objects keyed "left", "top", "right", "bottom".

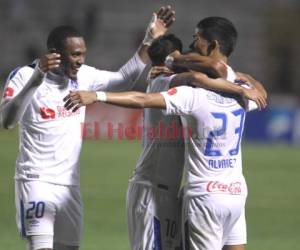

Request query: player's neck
[
  {"left": 209, "top": 51, "right": 228, "bottom": 64},
  {"left": 46, "top": 70, "right": 69, "bottom": 86}
]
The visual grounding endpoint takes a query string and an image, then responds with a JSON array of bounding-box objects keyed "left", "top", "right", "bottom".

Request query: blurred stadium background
[{"left": 0, "top": 0, "right": 299, "bottom": 249}]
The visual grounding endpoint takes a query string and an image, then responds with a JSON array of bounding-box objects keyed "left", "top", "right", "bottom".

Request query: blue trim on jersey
[
  {"left": 27, "top": 63, "right": 36, "bottom": 69},
  {"left": 7, "top": 63, "right": 36, "bottom": 82},
  {"left": 20, "top": 200, "right": 26, "bottom": 237},
  {"left": 8, "top": 67, "right": 21, "bottom": 80},
  {"left": 154, "top": 217, "right": 162, "bottom": 250},
  {"left": 184, "top": 221, "right": 190, "bottom": 250}
]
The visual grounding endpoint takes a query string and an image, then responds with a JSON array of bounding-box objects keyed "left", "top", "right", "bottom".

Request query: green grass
[{"left": 0, "top": 129, "right": 299, "bottom": 250}]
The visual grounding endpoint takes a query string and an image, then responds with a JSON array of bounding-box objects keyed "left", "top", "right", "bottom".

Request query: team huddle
[{"left": 0, "top": 5, "right": 267, "bottom": 250}]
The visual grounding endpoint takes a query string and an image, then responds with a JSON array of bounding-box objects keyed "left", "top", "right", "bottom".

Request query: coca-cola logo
[{"left": 206, "top": 181, "right": 241, "bottom": 195}]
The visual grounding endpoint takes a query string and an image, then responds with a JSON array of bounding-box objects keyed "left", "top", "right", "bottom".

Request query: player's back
[
  {"left": 181, "top": 87, "right": 247, "bottom": 197},
  {"left": 161, "top": 65, "right": 257, "bottom": 198},
  {"left": 131, "top": 75, "right": 185, "bottom": 195}
]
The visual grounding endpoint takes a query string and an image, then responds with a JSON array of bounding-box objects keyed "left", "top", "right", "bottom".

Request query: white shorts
[
  {"left": 183, "top": 194, "right": 247, "bottom": 250},
  {"left": 15, "top": 180, "right": 82, "bottom": 247},
  {"left": 126, "top": 182, "right": 182, "bottom": 250}
]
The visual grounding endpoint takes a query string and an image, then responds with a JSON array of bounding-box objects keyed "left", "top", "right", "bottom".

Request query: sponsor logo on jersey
[
  {"left": 39, "top": 106, "right": 80, "bottom": 119},
  {"left": 167, "top": 88, "right": 177, "bottom": 95},
  {"left": 57, "top": 105, "right": 80, "bottom": 117},
  {"left": 206, "top": 181, "right": 241, "bottom": 195},
  {"left": 40, "top": 107, "right": 56, "bottom": 119},
  {"left": 3, "top": 87, "right": 14, "bottom": 97}
]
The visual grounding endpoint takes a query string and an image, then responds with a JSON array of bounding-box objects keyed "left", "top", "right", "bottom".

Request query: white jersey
[
  {"left": 2, "top": 54, "right": 145, "bottom": 186},
  {"left": 161, "top": 66, "right": 257, "bottom": 197},
  {"left": 130, "top": 75, "right": 185, "bottom": 195}
]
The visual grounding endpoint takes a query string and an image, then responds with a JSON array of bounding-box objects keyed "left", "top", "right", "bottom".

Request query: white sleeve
[
  {"left": 1, "top": 67, "right": 26, "bottom": 102},
  {"left": 239, "top": 84, "right": 258, "bottom": 112},
  {"left": 160, "top": 86, "right": 198, "bottom": 116},
  {"left": 0, "top": 65, "right": 44, "bottom": 129},
  {"left": 89, "top": 52, "right": 146, "bottom": 92},
  {"left": 246, "top": 99, "right": 258, "bottom": 112}
]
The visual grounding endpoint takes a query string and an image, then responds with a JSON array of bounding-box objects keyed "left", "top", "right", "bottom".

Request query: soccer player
[
  {"left": 0, "top": 6, "right": 175, "bottom": 250},
  {"left": 126, "top": 34, "right": 185, "bottom": 250},
  {"left": 124, "top": 34, "right": 261, "bottom": 250},
  {"left": 64, "top": 17, "right": 266, "bottom": 250}
]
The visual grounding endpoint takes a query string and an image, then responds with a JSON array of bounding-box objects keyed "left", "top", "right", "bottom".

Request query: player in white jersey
[
  {"left": 63, "top": 17, "right": 267, "bottom": 250},
  {"left": 126, "top": 35, "right": 186, "bottom": 250},
  {"left": 125, "top": 33, "right": 229, "bottom": 250},
  {"left": 63, "top": 34, "right": 255, "bottom": 250},
  {"left": 0, "top": 6, "right": 176, "bottom": 250},
  {"left": 126, "top": 33, "right": 264, "bottom": 250},
  {"left": 64, "top": 36, "right": 266, "bottom": 250}
]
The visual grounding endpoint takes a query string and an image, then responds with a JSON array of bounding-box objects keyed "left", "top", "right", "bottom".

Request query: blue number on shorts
[
  {"left": 204, "top": 109, "right": 245, "bottom": 156},
  {"left": 204, "top": 112, "right": 227, "bottom": 156},
  {"left": 26, "top": 201, "right": 45, "bottom": 219},
  {"left": 229, "top": 109, "right": 245, "bottom": 156}
]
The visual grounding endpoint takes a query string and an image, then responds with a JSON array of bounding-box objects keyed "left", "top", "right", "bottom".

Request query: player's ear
[{"left": 207, "top": 40, "right": 219, "bottom": 55}]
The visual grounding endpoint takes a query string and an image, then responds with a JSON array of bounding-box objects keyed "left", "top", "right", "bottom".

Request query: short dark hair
[
  {"left": 47, "top": 25, "right": 82, "bottom": 52},
  {"left": 148, "top": 34, "right": 183, "bottom": 66},
  {"left": 196, "top": 17, "right": 237, "bottom": 57}
]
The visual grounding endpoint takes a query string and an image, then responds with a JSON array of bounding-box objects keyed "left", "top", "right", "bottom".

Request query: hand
[
  {"left": 236, "top": 72, "right": 267, "bottom": 99},
  {"left": 38, "top": 52, "right": 61, "bottom": 73},
  {"left": 143, "top": 5, "right": 175, "bottom": 45},
  {"left": 63, "top": 91, "right": 97, "bottom": 112},
  {"left": 151, "top": 6, "right": 175, "bottom": 38},
  {"left": 241, "top": 87, "right": 267, "bottom": 110},
  {"left": 147, "top": 66, "right": 174, "bottom": 81}
]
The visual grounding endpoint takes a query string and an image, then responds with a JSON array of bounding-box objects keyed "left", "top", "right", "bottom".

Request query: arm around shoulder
[
  {"left": 170, "top": 71, "right": 243, "bottom": 95},
  {"left": 169, "top": 52, "right": 227, "bottom": 79}
]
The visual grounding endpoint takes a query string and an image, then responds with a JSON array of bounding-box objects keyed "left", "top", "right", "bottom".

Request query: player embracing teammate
[
  {"left": 0, "top": 5, "right": 176, "bottom": 250},
  {"left": 64, "top": 16, "right": 267, "bottom": 250}
]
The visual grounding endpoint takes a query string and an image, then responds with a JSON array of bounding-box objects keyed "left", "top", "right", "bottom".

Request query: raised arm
[
  {"left": 92, "top": 6, "right": 175, "bottom": 92},
  {"left": 63, "top": 90, "right": 166, "bottom": 111},
  {"left": 165, "top": 51, "right": 227, "bottom": 78},
  {"left": 138, "top": 6, "right": 175, "bottom": 64},
  {"left": 0, "top": 53, "right": 60, "bottom": 129}
]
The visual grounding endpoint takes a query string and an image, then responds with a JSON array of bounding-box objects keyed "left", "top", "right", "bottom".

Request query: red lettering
[{"left": 207, "top": 181, "right": 241, "bottom": 195}]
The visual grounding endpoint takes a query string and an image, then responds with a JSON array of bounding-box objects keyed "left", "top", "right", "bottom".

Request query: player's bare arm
[
  {"left": 165, "top": 50, "right": 227, "bottom": 78},
  {"left": 170, "top": 72, "right": 267, "bottom": 110},
  {"left": 138, "top": 6, "right": 175, "bottom": 64},
  {"left": 0, "top": 52, "right": 60, "bottom": 129},
  {"left": 236, "top": 72, "right": 267, "bottom": 99},
  {"left": 64, "top": 90, "right": 166, "bottom": 111}
]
